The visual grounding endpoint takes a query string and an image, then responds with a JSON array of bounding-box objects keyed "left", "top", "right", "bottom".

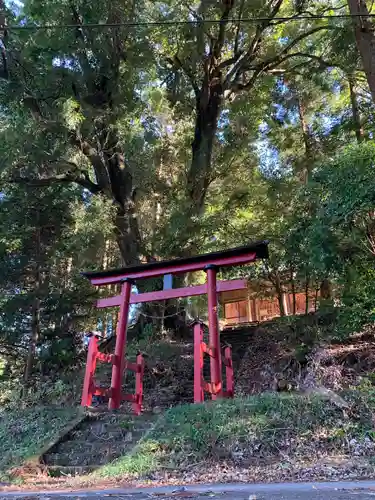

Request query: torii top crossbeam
[{"left": 82, "top": 241, "right": 269, "bottom": 286}]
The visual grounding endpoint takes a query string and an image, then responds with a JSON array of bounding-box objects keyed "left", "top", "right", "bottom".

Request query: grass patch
[
  {"left": 98, "top": 391, "right": 374, "bottom": 479},
  {"left": 0, "top": 406, "right": 80, "bottom": 479}
]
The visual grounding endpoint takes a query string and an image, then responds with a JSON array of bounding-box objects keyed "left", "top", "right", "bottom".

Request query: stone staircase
[
  {"left": 42, "top": 411, "right": 157, "bottom": 476},
  {"left": 220, "top": 324, "right": 258, "bottom": 371},
  {"left": 171, "top": 325, "right": 256, "bottom": 401},
  {"left": 97, "top": 325, "right": 257, "bottom": 409},
  {"left": 41, "top": 326, "right": 257, "bottom": 476}
]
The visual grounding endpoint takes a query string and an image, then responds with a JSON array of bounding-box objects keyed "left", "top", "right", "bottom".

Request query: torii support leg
[
  {"left": 205, "top": 265, "right": 222, "bottom": 399},
  {"left": 193, "top": 322, "right": 204, "bottom": 403},
  {"left": 109, "top": 278, "right": 133, "bottom": 410},
  {"left": 81, "top": 334, "right": 99, "bottom": 407}
]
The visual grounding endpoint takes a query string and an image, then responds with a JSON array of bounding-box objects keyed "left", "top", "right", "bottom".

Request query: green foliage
[
  {"left": 0, "top": 0, "right": 375, "bottom": 387},
  {"left": 338, "top": 267, "right": 375, "bottom": 334},
  {"left": 98, "top": 392, "right": 375, "bottom": 478},
  {"left": 0, "top": 406, "right": 79, "bottom": 478},
  {"left": 0, "top": 183, "right": 111, "bottom": 376},
  {"left": 0, "top": 375, "right": 81, "bottom": 409},
  {"left": 290, "top": 143, "right": 375, "bottom": 334}
]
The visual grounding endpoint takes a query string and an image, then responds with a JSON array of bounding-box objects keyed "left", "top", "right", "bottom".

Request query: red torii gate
[{"left": 81, "top": 241, "right": 269, "bottom": 412}]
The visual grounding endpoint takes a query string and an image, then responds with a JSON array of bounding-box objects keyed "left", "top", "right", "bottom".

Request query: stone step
[
  {"left": 44, "top": 448, "right": 132, "bottom": 466},
  {"left": 55, "top": 431, "right": 146, "bottom": 455},
  {"left": 43, "top": 412, "right": 158, "bottom": 469},
  {"left": 69, "top": 426, "right": 151, "bottom": 441},
  {"left": 46, "top": 465, "right": 98, "bottom": 477}
]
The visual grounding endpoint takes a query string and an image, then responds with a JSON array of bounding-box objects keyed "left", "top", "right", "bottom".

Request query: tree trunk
[
  {"left": 305, "top": 277, "right": 309, "bottom": 315},
  {"left": 0, "top": 0, "right": 8, "bottom": 80},
  {"left": 24, "top": 297, "right": 40, "bottom": 389},
  {"left": 290, "top": 266, "right": 297, "bottom": 315},
  {"left": 104, "top": 148, "right": 142, "bottom": 266},
  {"left": 347, "top": 0, "right": 375, "bottom": 103},
  {"left": 274, "top": 272, "right": 286, "bottom": 316},
  {"left": 77, "top": 124, "right": 143, "bottom": 266},
  {"left": 187, "top": 81, "right": 222, "bottom": 214},
  {"left": 348, "top": 74, "right": 364, "bottom": 142},
  {"left": 320, "top": 278, "right": 332, "bottom": 300},
  {"left": 23, "top": 213, "right": 41, "bottom": 393},
  {"left": 114, "top": 204, "right": 142, "bottom": 265},
  {"left": 296, "top": 90, "right": 313, "bottom": 183}
]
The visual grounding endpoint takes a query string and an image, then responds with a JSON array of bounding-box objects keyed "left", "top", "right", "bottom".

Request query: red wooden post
[
  {"left": 109, "top": 278, "right": 133, "bottom": 410},
  {"left": 81, "top": 334, "right": 99, "bottom": 407},
  {"left": 193, "top": 322, "right": 204, "bottom": 403},
  {"left": 133, "top": 353, "right": 144, "bottom": 415},
  {"left": 224, "top": 346, "right": 234, "bottom": 398},
  {"left": 205, "top": 265, "right": 222, "bottom": 399}
]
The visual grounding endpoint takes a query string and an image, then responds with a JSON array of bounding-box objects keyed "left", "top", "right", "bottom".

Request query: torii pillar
[{"left": 205, "top": 265, "right": 222, "bottom": 399}]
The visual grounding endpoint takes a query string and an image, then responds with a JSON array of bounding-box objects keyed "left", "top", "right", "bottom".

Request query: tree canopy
[{"left": 1, "top": 0, "right": 375, "bottom": 382}]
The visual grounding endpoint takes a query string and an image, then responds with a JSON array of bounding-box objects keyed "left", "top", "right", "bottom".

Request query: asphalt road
[
  {"left": 4, "top": 492, "right": 375, "bottom": 500},
  {"left": 2, "top": 482, "right": 375, "bottom": 500}
]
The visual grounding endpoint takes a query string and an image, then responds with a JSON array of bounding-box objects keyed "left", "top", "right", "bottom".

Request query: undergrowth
[
  {"left": 98, "top": 391, "right": 375, "bottom": 479},
  {"left": 0, "top": 406, "right": 79, "bottom": 480}
]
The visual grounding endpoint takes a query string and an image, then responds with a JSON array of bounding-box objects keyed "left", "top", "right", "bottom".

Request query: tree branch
[
  {"left": 262, "top": 50, "right": 333, "bottom": 74},
  {"left": 0, "top": 0, "right": 8, "bottom": 80},
  {"left": 259, "top": 52, "right": 334, "bottom": 72},
  {"left": 231, "top": 26, "right": 333, "bottom": 92},
  {"left": 8, "top": 172, "right": 102, "bottom": 194},
  {"left": 218, "top": 55, "right": 240, "bottom": 70},
  {"left": 275, "top": 26, "right": 331, "bottom": 58},
  {"left": 224, "top": 0, "right": 284, "bottom": 89},
  {"left": 167, "top": 55, "right": 200, "bottom": 97},
  {"left": 234, "top": 0, "right": 245, "bottom": 56},
  {"left": 69, "top": 133, "right": 111, "bottom": 191},
  {"left": 212, "top": 0, "right": 236, "bottom": 60}
]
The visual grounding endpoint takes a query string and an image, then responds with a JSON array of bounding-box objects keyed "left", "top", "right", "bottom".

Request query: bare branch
[
  {"left": 262, "top": 50, "right": 333, "bottom": 74},
  {"left": 268, "top": 26, "right": 332, "bottom": 63},
  {"left": 232, "top": 51, "right": 334, "bottom": 93},
  {"left": 264, "top": 51, "right": 335, "bottom": 71}
]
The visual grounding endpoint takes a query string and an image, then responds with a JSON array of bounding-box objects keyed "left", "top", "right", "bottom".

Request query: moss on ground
[
  {"left": 0, "top": 406, "right": 80, "bottom": 479},
  {"left": 98, "top": 391, "right": 375, "bottom": 479}
]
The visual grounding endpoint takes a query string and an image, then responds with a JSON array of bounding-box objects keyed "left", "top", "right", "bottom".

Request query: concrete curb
[{"left": 1, "top": 480, "right": 375, "bottom": 497}]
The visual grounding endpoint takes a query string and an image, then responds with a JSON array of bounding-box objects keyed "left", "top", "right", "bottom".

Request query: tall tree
[
  {"left": 0, "top": 0, "right": 155, "bottom": 264},
  {"left": 158, "top": 0, "right": 336, "bottom": 216}
]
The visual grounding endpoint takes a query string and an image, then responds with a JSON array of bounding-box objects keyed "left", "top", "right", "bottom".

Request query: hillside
[{"left": 2, "top": 313, "right": 375, "bottom": 490}]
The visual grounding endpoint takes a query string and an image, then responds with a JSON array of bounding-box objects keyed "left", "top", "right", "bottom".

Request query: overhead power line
[{"left": 3, "top": 13, "right": 375, "bottom": 31}]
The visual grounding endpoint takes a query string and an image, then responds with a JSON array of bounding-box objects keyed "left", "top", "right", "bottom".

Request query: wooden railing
[
  {"left": 193, "top": 321, "right": 234, "bottom": 403},
  {"left": 81, "top": 333, "right": 144, "bottom": 415}
]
